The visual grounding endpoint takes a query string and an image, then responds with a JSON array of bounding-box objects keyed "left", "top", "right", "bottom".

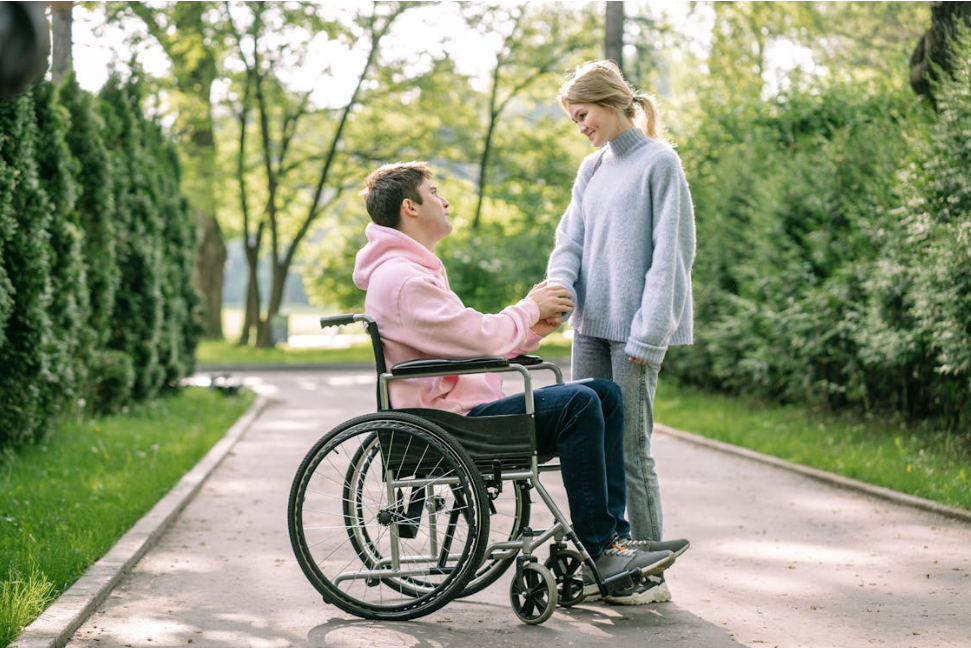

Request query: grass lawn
[
  {"left": 0, "top": 387, "right": 255, "bottom": 647},
  {"left": 196, "top": 331, "right": 574, "bottom": 367},
  {"left": 654, "top": 381, "right": 971, "bottom": 512}
]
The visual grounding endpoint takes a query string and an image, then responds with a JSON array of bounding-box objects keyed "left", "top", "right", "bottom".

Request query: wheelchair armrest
[
  {"left": 390, "top": 356, "right": 509, "bottom": 377},
  {"left": 509, "top": 354, "right": 544, "bottom": 366}
]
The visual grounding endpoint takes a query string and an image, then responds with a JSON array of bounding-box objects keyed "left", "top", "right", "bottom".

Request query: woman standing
[{"left": 546, "top": 60, "right": 696, "bottom": 604}]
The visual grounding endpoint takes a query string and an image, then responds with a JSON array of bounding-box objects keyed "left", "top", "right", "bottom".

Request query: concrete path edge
[
  {"left": 9, "top": 394, "right": 272, "bottom": 648},
  {"left": 656, "top": 423, "right": 971, "bottom": 525}
]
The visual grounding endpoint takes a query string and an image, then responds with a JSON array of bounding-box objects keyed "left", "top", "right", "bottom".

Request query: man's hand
[
  {"left": 532, "top": 315, "right": 562, "bottom": 338},
  {"left": 526, "top": 281, "right": 574, "bottom": 320}
]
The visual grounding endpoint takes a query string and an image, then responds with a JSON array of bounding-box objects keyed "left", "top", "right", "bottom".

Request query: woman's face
[{"left": 567, "top": 102, "right": 626, "bottom": 147}]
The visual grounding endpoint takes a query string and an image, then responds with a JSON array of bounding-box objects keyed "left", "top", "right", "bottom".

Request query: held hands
[
  {"left": 526, "top": 281, "right": 574, "bottom": 321},
  {"left": 531, "top": 315, "right": 562, "bottom": 337}
]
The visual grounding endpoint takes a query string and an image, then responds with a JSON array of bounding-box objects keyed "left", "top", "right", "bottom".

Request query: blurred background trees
[{"left": 2, "top": 1, "right": 970, "bottom": 450}]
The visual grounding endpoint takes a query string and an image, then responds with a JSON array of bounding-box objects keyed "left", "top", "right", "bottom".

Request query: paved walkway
[{"left": 15, "top": 369, "right": 971, "bottom": 648}]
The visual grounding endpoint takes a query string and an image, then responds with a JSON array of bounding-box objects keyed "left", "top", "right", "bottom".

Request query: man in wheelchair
[{"left": 350, "top": 161, "right": 686, "bottom": 605}]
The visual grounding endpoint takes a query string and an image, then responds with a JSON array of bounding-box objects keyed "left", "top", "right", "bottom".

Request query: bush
[
  {"left": 32, "top": 80, "right": 90, "bottom": 415},
  {"left": 0, "top": 93, "right": 55, "bottom": 447},
  {"left": 84, "top": 349, "right": 136, "bottom": 415},
  {"left": 99, "top": 75, "right": 165, "bottom": 400}
]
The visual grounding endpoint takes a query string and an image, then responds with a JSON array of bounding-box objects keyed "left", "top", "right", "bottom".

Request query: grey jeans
[{"left": 571, "top": 332, "right": 663, "bottom": 541}]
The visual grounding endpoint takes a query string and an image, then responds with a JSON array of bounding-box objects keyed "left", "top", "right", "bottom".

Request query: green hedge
[
  {"left": 0, "top": 74, "right": 201, "bottom": 450},
  {"left": 668, "top": 33, "right": 971, "bottom": 432}
]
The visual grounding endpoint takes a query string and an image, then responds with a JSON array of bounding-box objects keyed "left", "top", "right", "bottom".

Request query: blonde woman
[{"left": 546, "top": 60, "right": 696, "bottom": 604}]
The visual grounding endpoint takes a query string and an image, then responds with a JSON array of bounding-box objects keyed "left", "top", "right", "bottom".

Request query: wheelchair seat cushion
[{"left": 394, "top": 408, "right": 543, "bottom": 471}]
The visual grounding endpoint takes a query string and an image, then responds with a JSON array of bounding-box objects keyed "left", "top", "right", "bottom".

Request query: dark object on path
[{"left": 209, "top": 374, "right": 242, "bottom": 396}]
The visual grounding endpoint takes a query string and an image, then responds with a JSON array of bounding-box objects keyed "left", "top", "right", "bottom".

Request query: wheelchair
[{"left": 287, "top": 314, "right": 649, "bottom": 624}]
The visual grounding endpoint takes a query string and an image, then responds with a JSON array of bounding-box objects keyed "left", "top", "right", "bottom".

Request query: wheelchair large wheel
[
  {"left": 458, "top": 479, "right": 531, "bottom": 598},
  {"left": 341, "top": 430, "right": 532, "bottom": 600},
  {"left": 288, "top": 411, "right": 490, "bottom": 621}
]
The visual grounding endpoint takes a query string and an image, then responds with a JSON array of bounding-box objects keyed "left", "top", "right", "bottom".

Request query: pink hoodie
[{"left": 352, "top": 223, "right": 542, "bottom": 414}]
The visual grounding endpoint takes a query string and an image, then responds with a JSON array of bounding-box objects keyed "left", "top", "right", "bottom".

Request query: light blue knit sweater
[{"left": 546, "top": 127, "right": 696, "bottom": 366}]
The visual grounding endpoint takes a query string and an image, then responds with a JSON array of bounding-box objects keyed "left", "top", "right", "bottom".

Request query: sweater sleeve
[
  {"left": 396, "top": 275, "right": 541, "bottom": 359},
  {"left": 625, "top": 152, "right": 696, "bottom": 366},
  {"left": 546, "top": 154, "right": 600, "bottom": 303}
]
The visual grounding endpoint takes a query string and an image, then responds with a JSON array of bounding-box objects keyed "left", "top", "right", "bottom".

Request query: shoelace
[
  {"left": 601, "top": 542, "right": 636, "bottom": 557},
  {"left": 616, "top": 537, "right": 650, "bottom": 549}
]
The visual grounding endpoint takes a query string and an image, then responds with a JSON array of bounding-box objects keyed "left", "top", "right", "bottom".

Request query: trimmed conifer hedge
[{"left": 0, "top": 74, "right": 201, "bottom": 450}]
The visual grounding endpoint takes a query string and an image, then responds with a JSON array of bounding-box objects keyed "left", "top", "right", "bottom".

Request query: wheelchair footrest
[{"left": 601, "top": 571, "right": 637, "bottom": 596}]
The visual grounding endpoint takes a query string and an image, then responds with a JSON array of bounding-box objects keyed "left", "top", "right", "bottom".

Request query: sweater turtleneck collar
[{"left": 608, "top": 127, "right": 649, "bottom": 157}]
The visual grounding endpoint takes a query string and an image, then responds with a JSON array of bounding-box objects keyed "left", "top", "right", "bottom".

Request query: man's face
[{"left": 413, "top": 177, "right": 452, "bottom": 244}]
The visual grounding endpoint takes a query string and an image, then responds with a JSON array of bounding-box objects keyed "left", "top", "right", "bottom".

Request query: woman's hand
[{"left": 532, "top": 315, "right": 562, "bottom": 338}]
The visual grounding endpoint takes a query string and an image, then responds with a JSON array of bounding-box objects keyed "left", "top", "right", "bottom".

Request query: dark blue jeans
[{"left": 467, "top": 378, "right": 629, "bottom": 557}]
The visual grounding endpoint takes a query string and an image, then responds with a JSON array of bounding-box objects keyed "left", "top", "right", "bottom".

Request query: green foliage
[
  {"left": 671, "top": 39, "right": 971, "bottom": 432},
  {"left": 83, "top": 349, "right": 135, "bottom": 416},
  {"left": 58, "top": 73, "right": 118, "bottom": 345},
  {"left": 0, "top": 74, "right": 201, "bottom": 449},
  {"left": 99, "top": 75, "right": 165, "bottom": 400},
  {"left": 901, "top": 26, "right": 971, "bottom": 426},
  {"left": 0, "top": 120, "right": 13, "bottom": 351},
  {"left": 32, "top": 81, "right": 90, "bottom": 414},
  {"left": 144, "top": 123, "right": 202, "bottom": 389},
  {"left": 0, "top": 93, "right": 55, "bottom": 447}
]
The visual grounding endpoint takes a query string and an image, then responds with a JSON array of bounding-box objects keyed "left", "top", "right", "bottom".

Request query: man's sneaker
[
  {"left": 604, "top": 574, "right": 672, "bottom": 606},
  {"left": 581, "top": 543, "right": 674, "bottom": 599},
  {"left": 617, "top": 537, "right": 690, "bottom": 559}
]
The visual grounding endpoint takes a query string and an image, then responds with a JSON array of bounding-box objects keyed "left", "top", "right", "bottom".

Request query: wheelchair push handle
[{"left": 320, "top": 313, "right": 374, "bottom": 329}]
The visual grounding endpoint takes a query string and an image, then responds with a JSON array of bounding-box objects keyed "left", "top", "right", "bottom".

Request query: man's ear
[{"left": 401, "top": 198, "right": 419, "bottom": 219}]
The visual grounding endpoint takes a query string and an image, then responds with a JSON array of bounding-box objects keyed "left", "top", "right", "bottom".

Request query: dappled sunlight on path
[
  {"left": 658, "top": 431, "right": 971, "bottom": 648},
  {"left": 59, "top": 370, "right": 971, "bottom": 648}
]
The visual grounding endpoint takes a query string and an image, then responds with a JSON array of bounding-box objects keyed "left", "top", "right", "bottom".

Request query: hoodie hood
[{"left": 353, "top": 223, "right": 443, "bottom": 291}]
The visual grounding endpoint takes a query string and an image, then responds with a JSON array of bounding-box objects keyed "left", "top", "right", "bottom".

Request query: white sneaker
[{"left": 604, "top": 575, "right": 673, "bottom": 605}]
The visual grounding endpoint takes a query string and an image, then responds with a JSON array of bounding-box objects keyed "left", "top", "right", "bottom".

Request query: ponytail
[{"left": 634, "top": 94, "right": 662, "bottom": 141}]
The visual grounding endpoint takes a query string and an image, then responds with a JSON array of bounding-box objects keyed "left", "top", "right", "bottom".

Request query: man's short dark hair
[{"left": 361, "top": 161, "right": 433, "bottom": 228}]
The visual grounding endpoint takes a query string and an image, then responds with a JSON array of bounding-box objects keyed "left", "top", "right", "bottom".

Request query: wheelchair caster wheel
[
  {"left": 545, "top": 549, "right": 585, "bottom": 606},
  {"left": 510, "top": 562, "right": 557, "bottom": 625}
]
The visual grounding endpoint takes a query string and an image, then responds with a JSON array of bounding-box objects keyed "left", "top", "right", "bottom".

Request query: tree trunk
[
  {"left": 50, "top": 2, "right": 73, "bottom": 85},
  {"left": 471, "top": 115, "right": 496, "bottom": 231},
  {"left": 606, "top": 1, "right": 624, "bottom": 71},
  {"left": 194, "top": 213, "right": 225, "bottom": 339},
  {"left": 910, "top": 1, "right": 971, "bottom": 107},
  {"left": 238, "top": 249, "right": 260, "bottom": 346}
]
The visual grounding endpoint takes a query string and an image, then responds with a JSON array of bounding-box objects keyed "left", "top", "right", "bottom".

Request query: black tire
[
  {"left": 288, "top": 411, "right": 490, "bottom": 621},
  {"left": 510, "top": 562, "right": 557, "bottom": 625},
  {"left": 545, "top": 548, "right": 586, "bottom": 606}
]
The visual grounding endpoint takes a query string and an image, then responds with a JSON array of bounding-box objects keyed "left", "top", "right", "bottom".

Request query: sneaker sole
[
  {"left": 641, "top": 552, "right": 676, "bottom": 576},
  {"left": 605, "top": 582, "right": 672, "bottom": 606}
]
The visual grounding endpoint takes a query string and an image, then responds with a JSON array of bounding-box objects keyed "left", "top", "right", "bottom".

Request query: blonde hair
[{"left": 558, "top": 60, "right": 662, "bottom": 141}]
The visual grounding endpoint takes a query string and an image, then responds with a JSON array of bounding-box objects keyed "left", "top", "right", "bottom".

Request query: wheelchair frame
[{"left": 287, "top": 314, "right": 638, "bottom": 624}]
